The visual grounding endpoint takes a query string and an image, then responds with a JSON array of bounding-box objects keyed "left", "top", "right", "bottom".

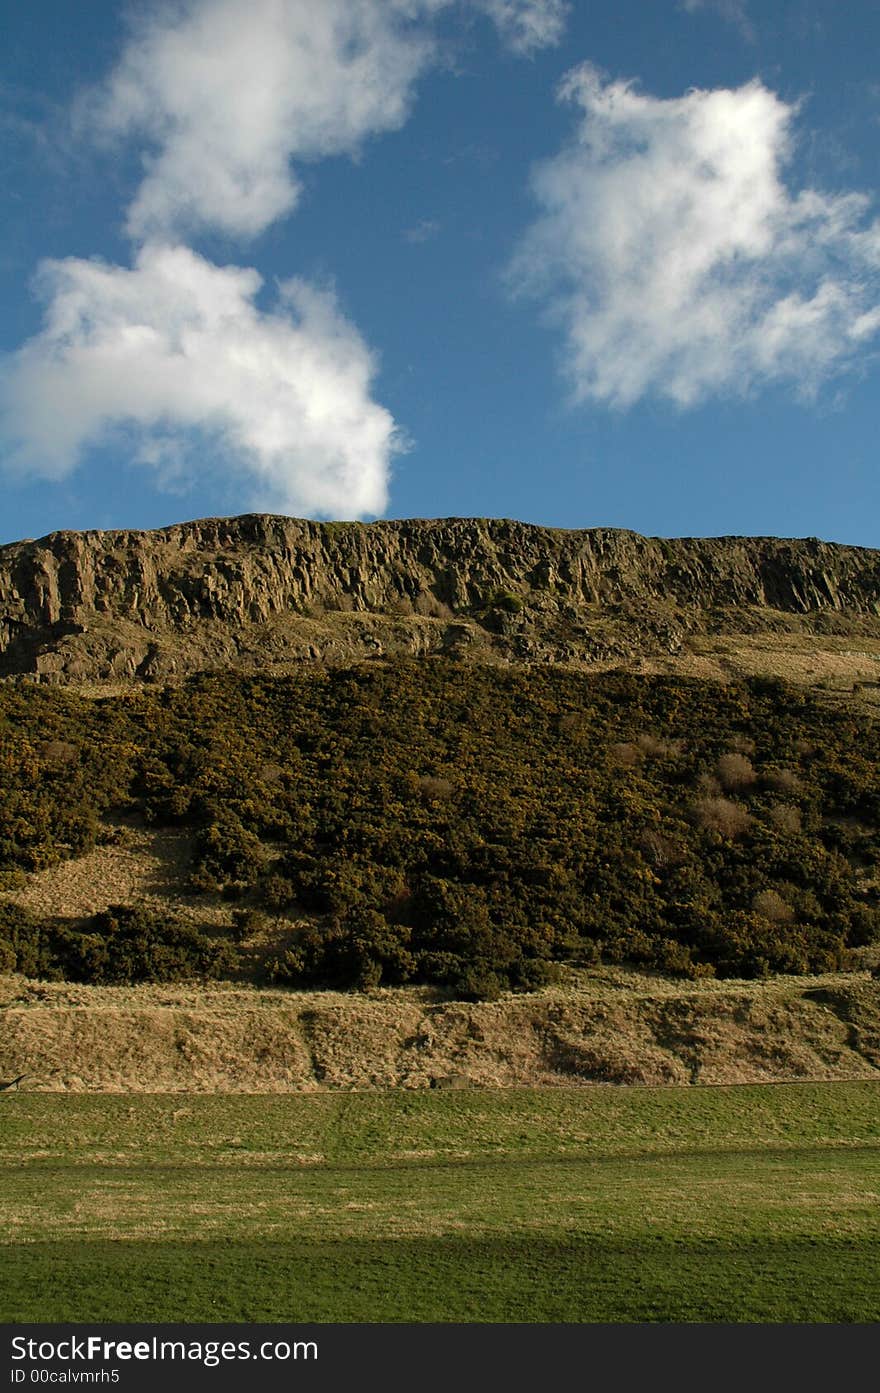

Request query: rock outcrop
[{"left": 2, "top": 514, "right": 880, "bottom": 683}]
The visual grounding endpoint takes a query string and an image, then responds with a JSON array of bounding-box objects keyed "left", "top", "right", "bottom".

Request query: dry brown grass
[
  {"left": 649, "top": 633, "right": 880, "bottom": 697},
  {"left": 1, "top": 966, "right": 877, "bottom": 1095},
  {"left": 0, "top": 824, "right": 229, "bottom": 929},
  {"left": 691, "top": 795, "right": 752, "bottom": 839}
]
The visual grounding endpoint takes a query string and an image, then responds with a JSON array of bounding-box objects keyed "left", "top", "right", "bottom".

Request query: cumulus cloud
[
  {"left": 90, "top": 0, "right": 439, "bottom": 243},
  {"left": 89, "top": 0, "right": 568, "bottom": 244},
  {"left": 1, "top": 1, "right": 571, "bottom": 521},
  {"left": 0, "top": 243, "right": 398, "bottom": 517},
  {"left": 509, "top": 67, "right": 880, "bottom": 408}
]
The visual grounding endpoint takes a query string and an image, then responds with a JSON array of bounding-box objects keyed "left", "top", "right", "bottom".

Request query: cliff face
[{"left": 2, "top": 514, "right": 880, "bottom": 683}]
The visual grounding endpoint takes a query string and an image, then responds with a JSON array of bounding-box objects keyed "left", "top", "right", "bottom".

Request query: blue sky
[{"left": 3, "top": 0, "right": 880, "bottom": 546}]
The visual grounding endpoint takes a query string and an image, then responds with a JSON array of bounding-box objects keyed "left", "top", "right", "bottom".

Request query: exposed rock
[{"left": 3, "top": 514, "right": 880, "bottom": 684}]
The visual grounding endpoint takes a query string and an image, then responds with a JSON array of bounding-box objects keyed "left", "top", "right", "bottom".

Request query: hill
[
  {"left": 2, "top": 515, "right": 880, "bottom": 687},
  {"left": 1, "top": 516, "right": 879, "bottom": 1086}
]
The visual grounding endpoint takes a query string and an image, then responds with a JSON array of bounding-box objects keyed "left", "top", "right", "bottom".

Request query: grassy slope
[
  {"left": 3, "top": 969, "right": 880, "bottom": 1092},
  {"left": 3, "top": 1083, "right": 879, "bottom": 1322}
]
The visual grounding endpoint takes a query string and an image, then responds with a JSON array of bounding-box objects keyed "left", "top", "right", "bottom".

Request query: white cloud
[
  {"left": 510, "top": 67, "right": 880, "bottom": 408},
  {"left": 0, "top": 243, "right": 399, "bottom": 517},
  {"left": 474, "top": 0, "right": 569, "bottom": 55},
  {"left": 403, "top": 217, "right": 441, "bottom": 243},
  {"left": 90, "top": 0, "right": 440, "bottom": 242},
  {"left": 89, "top": 0, "right": 566, "bottom": 244},
  {"left": 1, "top": 1, "right": 573, "bottom": 524}
]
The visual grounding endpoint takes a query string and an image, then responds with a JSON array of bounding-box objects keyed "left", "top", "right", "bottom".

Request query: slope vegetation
[{"left": 2, "top": 663, "right": 879, "bottom": 997}]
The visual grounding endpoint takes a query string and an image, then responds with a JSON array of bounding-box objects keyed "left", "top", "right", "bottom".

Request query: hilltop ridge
[{"left": 2, "top": 514, "right": 880, "bottom": 684}]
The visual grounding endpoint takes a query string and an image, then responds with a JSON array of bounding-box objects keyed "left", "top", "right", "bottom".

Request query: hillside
[
  {"left": 3, "top": 515, "right": 880, "bottom": 686},
  {"left": 2, "top": 516, "right": 880, "bottom": 1089},
  {"left": 2, "top": 662, "right": 880, "bottom": 994}
]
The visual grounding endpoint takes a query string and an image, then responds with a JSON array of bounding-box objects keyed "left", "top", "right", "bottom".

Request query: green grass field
[{"left": 3, "top": 1082, "right": 880, "bottom": 1322}]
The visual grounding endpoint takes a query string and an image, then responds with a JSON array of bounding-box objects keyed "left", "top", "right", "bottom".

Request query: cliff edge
[{"left": 3, "top": 515, "right": 880, "bottom": 684}]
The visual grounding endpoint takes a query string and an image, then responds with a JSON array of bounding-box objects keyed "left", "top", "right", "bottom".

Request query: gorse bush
[
  {"left": 56, "top": 905, "right": 237, "bottom": 984},
  {"left": 0, "top": 903, "right": 60, "bottom": 979},
  {"left": 1, "top": 662, "right": 879, "bottom": 993},
  {"left": 0, "top": 901, "right": 235, "bottom": 985}
]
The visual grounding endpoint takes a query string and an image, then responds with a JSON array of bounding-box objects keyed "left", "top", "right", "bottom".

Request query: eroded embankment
[{"left": 2, "top": 970, "right": 878, "bottom": 1092}]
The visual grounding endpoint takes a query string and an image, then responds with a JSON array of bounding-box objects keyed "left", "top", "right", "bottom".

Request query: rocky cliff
[{"left": 2, "top": 514, "right": 880, "bottom": 684}]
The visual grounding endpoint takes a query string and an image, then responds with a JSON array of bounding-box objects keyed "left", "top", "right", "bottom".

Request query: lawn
[{"left": 3, "top": 1082, "right": 879, "bottom": 1322}]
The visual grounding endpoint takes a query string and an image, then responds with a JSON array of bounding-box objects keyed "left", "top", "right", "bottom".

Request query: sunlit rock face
[{"left": 2, "top": 515, "right": 880, "bottom": 683}]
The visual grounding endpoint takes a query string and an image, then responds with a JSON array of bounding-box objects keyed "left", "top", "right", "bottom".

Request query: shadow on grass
[{"left": 4, "top": 1235, "right": 880, "bottom": 1323}]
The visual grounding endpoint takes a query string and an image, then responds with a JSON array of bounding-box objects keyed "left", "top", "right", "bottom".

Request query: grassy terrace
[{"left": 3, "top": 1081, "right": 880, "bottom": 1322}]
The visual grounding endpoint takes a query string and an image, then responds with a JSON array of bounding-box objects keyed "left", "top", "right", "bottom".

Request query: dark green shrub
[
  {"left": 230, "top": 907, "right": 267, "bottom": 941},
  {"left": 55, "top": 905, "right": 237, "bottom": 984},
  {"left": 492, "top": 590, "right": 523, "bottom": 614},
  {"left": 193, "top": 813, "right": 267, "bottom": 893},
  {"left": 451, "top": 963, "right": 505, "bottom": 1001},
  {"left": 0, "top": 903, "right": 61, "bottom": 979},
  {"left": 267, "top": 908, "right": 414, "bottom": 990}
]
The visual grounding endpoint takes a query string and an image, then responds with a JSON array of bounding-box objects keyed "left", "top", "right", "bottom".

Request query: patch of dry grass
[
  {"left": 674, "top": 632, "right": 880, "bottom": 696},
  {"left": 0, "top": 824, "right": 212, "bottom": 924},
  {"left": 1, "top": 966, "right": 877, "bottom": 1094}
]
